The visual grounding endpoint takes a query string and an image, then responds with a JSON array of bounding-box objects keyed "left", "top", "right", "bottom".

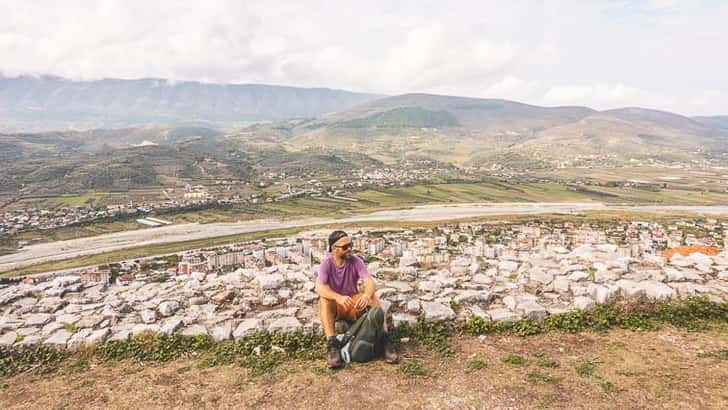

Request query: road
[{"left": 2, "top": 202, "right": 728, "bottom": 273}]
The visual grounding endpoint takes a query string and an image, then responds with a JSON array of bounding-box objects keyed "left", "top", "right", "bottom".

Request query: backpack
[{"left": 338, "top": 306, "right": 385, "bottom": 363}]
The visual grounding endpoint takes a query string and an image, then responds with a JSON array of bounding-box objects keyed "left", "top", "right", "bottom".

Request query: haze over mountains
[
  {"left": 2, "top": 75, "right": 728, "bottom": 197},
  {"left": 0, "top": 75, "right": 381, "bottom": 132}
]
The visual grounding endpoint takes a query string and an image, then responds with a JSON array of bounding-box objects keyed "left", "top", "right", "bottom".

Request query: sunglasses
[{"left": 333, "top": 243, "right": 353, "bottom": 251}]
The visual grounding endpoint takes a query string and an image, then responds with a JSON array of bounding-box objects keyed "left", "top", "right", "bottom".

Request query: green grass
[
  {"left": 465, "top": 358, "right": 488, "bottom": 371},
  {"left": 536, "top": 358, "right": 559, "bottom": 368},
  {"left": 575, "top": 356, "right": 600, "bottom": 378},
  {"left": 2, "top": 297, "right": 727, "bottom": 382},
  {"left": 526, "top": 371, "right": 561, "bottom": 384},
  {"left": 397, "top": 361, "right": 431, "bottom": 377},
  {"left": 502, "top": 354, "right": 527, "bottom": 367},
  {"left": 698, "top": 348, "right": 728, "bottom": 360}
]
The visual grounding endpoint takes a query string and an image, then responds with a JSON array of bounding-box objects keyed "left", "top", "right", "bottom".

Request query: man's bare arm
[
  {"left": 354, "top": 276, "right": 376, "bottom": 309},
  {"left": 315, "top": 282, "right": 353, "bottom": 309},
  {"left": 362, "top": 276, "right": 376, "bottom": 298}
]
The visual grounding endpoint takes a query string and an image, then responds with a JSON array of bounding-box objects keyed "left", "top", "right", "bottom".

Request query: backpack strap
[{"left": 339, "top": 306, "right": 370, "bottom": 346}]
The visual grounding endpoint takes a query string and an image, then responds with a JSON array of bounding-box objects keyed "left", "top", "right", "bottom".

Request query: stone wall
[{"left": 1, "top": 244, "right": 727, "bottom": 350}]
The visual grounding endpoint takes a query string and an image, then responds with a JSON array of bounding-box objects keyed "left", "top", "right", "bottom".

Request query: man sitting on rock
[{"left": 315, "top": 230, "right": 400, "bottom": 368}]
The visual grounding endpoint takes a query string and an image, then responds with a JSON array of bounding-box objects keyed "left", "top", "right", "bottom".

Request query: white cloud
[
  {"left": 483, "top": 75, "right": 535, "bottom": 101},
  {"left": 0, "top": 0, "right": 726, "bottom": 114},
  {"left": 543, "top": 83, "right": 643, "bottom": 107}
]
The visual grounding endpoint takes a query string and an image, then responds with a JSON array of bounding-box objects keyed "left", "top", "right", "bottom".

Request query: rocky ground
[
  {"left": 2, "top": 327, "right": 727, "bottom": 409},
  {"left": 1, "top": 243, "right": 728, "bottom": 350}
]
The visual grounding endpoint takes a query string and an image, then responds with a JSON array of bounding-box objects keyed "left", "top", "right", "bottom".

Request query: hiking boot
[
  {"left": 383, "top": 333, "right": 400, "bottom": 364},
  {"left": 327, "top": 337, "right": 344, "bottom": 369}
]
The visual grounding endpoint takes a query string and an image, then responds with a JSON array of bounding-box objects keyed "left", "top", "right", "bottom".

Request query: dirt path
[{"left": 2, "top": 327, "right": 727, "bottom": 409}]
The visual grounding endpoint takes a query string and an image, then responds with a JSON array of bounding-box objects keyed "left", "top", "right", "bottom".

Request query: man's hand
[
  {"left": 336, "top": 295, "right": 354, "bottom": 310},
  {"left": 355, "top": 293, "right": 371, "bottom": 310}
]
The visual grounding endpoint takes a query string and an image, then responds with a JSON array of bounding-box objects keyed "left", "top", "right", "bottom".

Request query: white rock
[
  {"left": 562, "top": 263, "right": 586, "bottom": 273},
  {"left": 140, "top": 309, "right": 157, "bottom": 324},
  {"left": 529, "top": 268, "right": 554, "bottom": 284},
  {"left": 44, "top": 329, "right": 72, "bottom": 348},
  {"left": 188, "top": 296, "right": 207, "bottom": 305},
  {"left": 387, "top": 281, "right": 414, "bottom": 293},
  {"left": 256, "top": 307, "right": 299, "bottom": 320},
  {"left": 256, "top": 273, "right": 285, "bottom": 290},
  {"left": 376, "top": 288, "right": 397, "bottom": 299},
  {"left": 234, "top": 319, "right": 262, "bottom": 339},
  {"left": 518, "top": 301, "right": 548, "bottom": 322},
  {"left": 616, "top": 279, "right": 646, "bottom": 298},
  {"left": 85, "top": 328, "right": 111, "bottom": 345},
  {"left": 553, "top": 277, "right": 570, "bottom": 293},
  {"left": 453, "top": 290, "right": 492, "bottom": 304},
  {"left": 392, "top": 313, "right": 418, "bottom": 327},
  {"left": 286, "top": 271, "right": 309, "bottom": 283},
  {"left": 41, "top": 321, "right": 65, "bottom": 337},
  {"left": 420, "top": 301, "right": 456, "bottom": 321},
  {"left": 671, "top": 282, "right": 713, "bottom": 297},
  {"left": 184, "top": 279, "right": 201, "bottom": 290},
  {"left": 642, "top": 281, "right": 676, "bottom": 300},
  {"left": 35, "top": 297, "right": 67, "bottom": 313},
  {"left": 574, "top": 296, "right": 596, "bottom": 310},
  {"left": 53, "top": 275, "right": 81, "bottom": 287},
  {"left": 76, "top": 315, "right": 104, "bottom": 329},
  {"left": 131, "top": 324, "right": 161, "bottom": 336},
  {"left": 587, "top": 284, "right": 617, "bottom": 304},
  {"left": 498, "top": 260, "right": 519, "bottom": 272},
  {"left": 488, "top": 308, "right": 520, "bottom": 323},
  {"left": 67, "top": 329, "right": 93, "bottom": 351},
  {"left": 160, "top": 317, "right": 184, "bottom": 336},
  {"left": 13, "top": 297, "right": 37, "bottom": 307},
  {"left": 109, "top": 327, "right": 132, "bottom": 341},
  {"left": 180, "top": 324, "right": 208, "bottom": 337},
  {"left": 406, "top": 299, "right": 421, "bottom": 313},
  {"left": 685, "top": 252, "right": 714, "bottom": 266},
  {"left": 0, "top": 331, "right": 17, "bottom": 347},
  {"left": 594, "top": 270, "right": 619, "bottom": 283},
  {"left": 190, "top": 271, "right": 206, "bottom": 282},
  {"left": 24, "top": 313, "right": 52, "bottom": 326},
  {"left": 472, "top": 274, "right": 491, "bottom": 284},
  {"left": 644, "top": 255, "right": 666, "bottom": 266},
  {"left": 568, "top": 271, "right": 590, "bottom": 282},
  {"left": 211, "top": 323, "right": 233, "bottom": 341},
  {"left": 595, "top": 244, "right": 617, "bottom": 253},
  {"left": 418, "top": 281, "right": 442, "bottom": 293},
  {"left": 503, "top": 295, "right": 518, "bottom": 311},
  {"left": 16, "top": 334, "right": 43, "bottom": 347},
  {"left": 268, "top": 317, "right": 302, "bottom": 333},
  {"left": 670, "top": 255, "right": 693, "bottom": 267},
  {"left": 158, "top": 301, "right": 180, "bottom": 317}
]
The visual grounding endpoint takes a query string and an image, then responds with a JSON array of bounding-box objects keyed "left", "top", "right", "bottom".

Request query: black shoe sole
[{"left": 327, "top": 361, "right": 344, "bottom": 369}]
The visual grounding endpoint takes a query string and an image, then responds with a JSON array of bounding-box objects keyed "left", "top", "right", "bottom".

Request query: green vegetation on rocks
[
  {"left": 1, "top": 296, "right": 727, "bottom": 380},
  {"left": 464, "top": 296, "right": 728, "bottom": 336}
]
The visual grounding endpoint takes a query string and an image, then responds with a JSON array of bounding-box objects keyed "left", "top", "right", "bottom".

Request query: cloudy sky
[{"left": 1, "top": 0, "right": 726, "bottom": 115}]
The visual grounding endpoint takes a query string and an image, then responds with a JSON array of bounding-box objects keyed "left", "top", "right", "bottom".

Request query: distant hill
[
  {"left": 0, "top": 126, "right": 384, "bottom": 195},
  {"left": 0, "top": 75, "right": 382, "bottom": 132},
  {"left": 694, "top": 115, "right": 728, "bottom": 133},
  {"left": 314, "top": 93, "right": 595, "bottom": 131},
  {"left": 290, "top": 93, "right": 728, "bottom": 166}
]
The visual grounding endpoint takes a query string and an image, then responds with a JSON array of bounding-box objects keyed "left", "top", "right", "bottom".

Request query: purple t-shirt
[{"left": 317, "top": 255, "right": 370, "bottom": 296}]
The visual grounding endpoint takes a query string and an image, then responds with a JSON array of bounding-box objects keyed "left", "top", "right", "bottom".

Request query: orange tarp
[{"left": 662, "top": 245, "right": 721, "bottom": 259}]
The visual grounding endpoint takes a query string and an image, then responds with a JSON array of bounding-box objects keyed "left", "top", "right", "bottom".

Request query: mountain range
[
  {"left": 1, "top": 75, "right": 728, "bottom": 196},
  {"left": 0, "top": 75, "right": 381, "bottom": 132}
]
